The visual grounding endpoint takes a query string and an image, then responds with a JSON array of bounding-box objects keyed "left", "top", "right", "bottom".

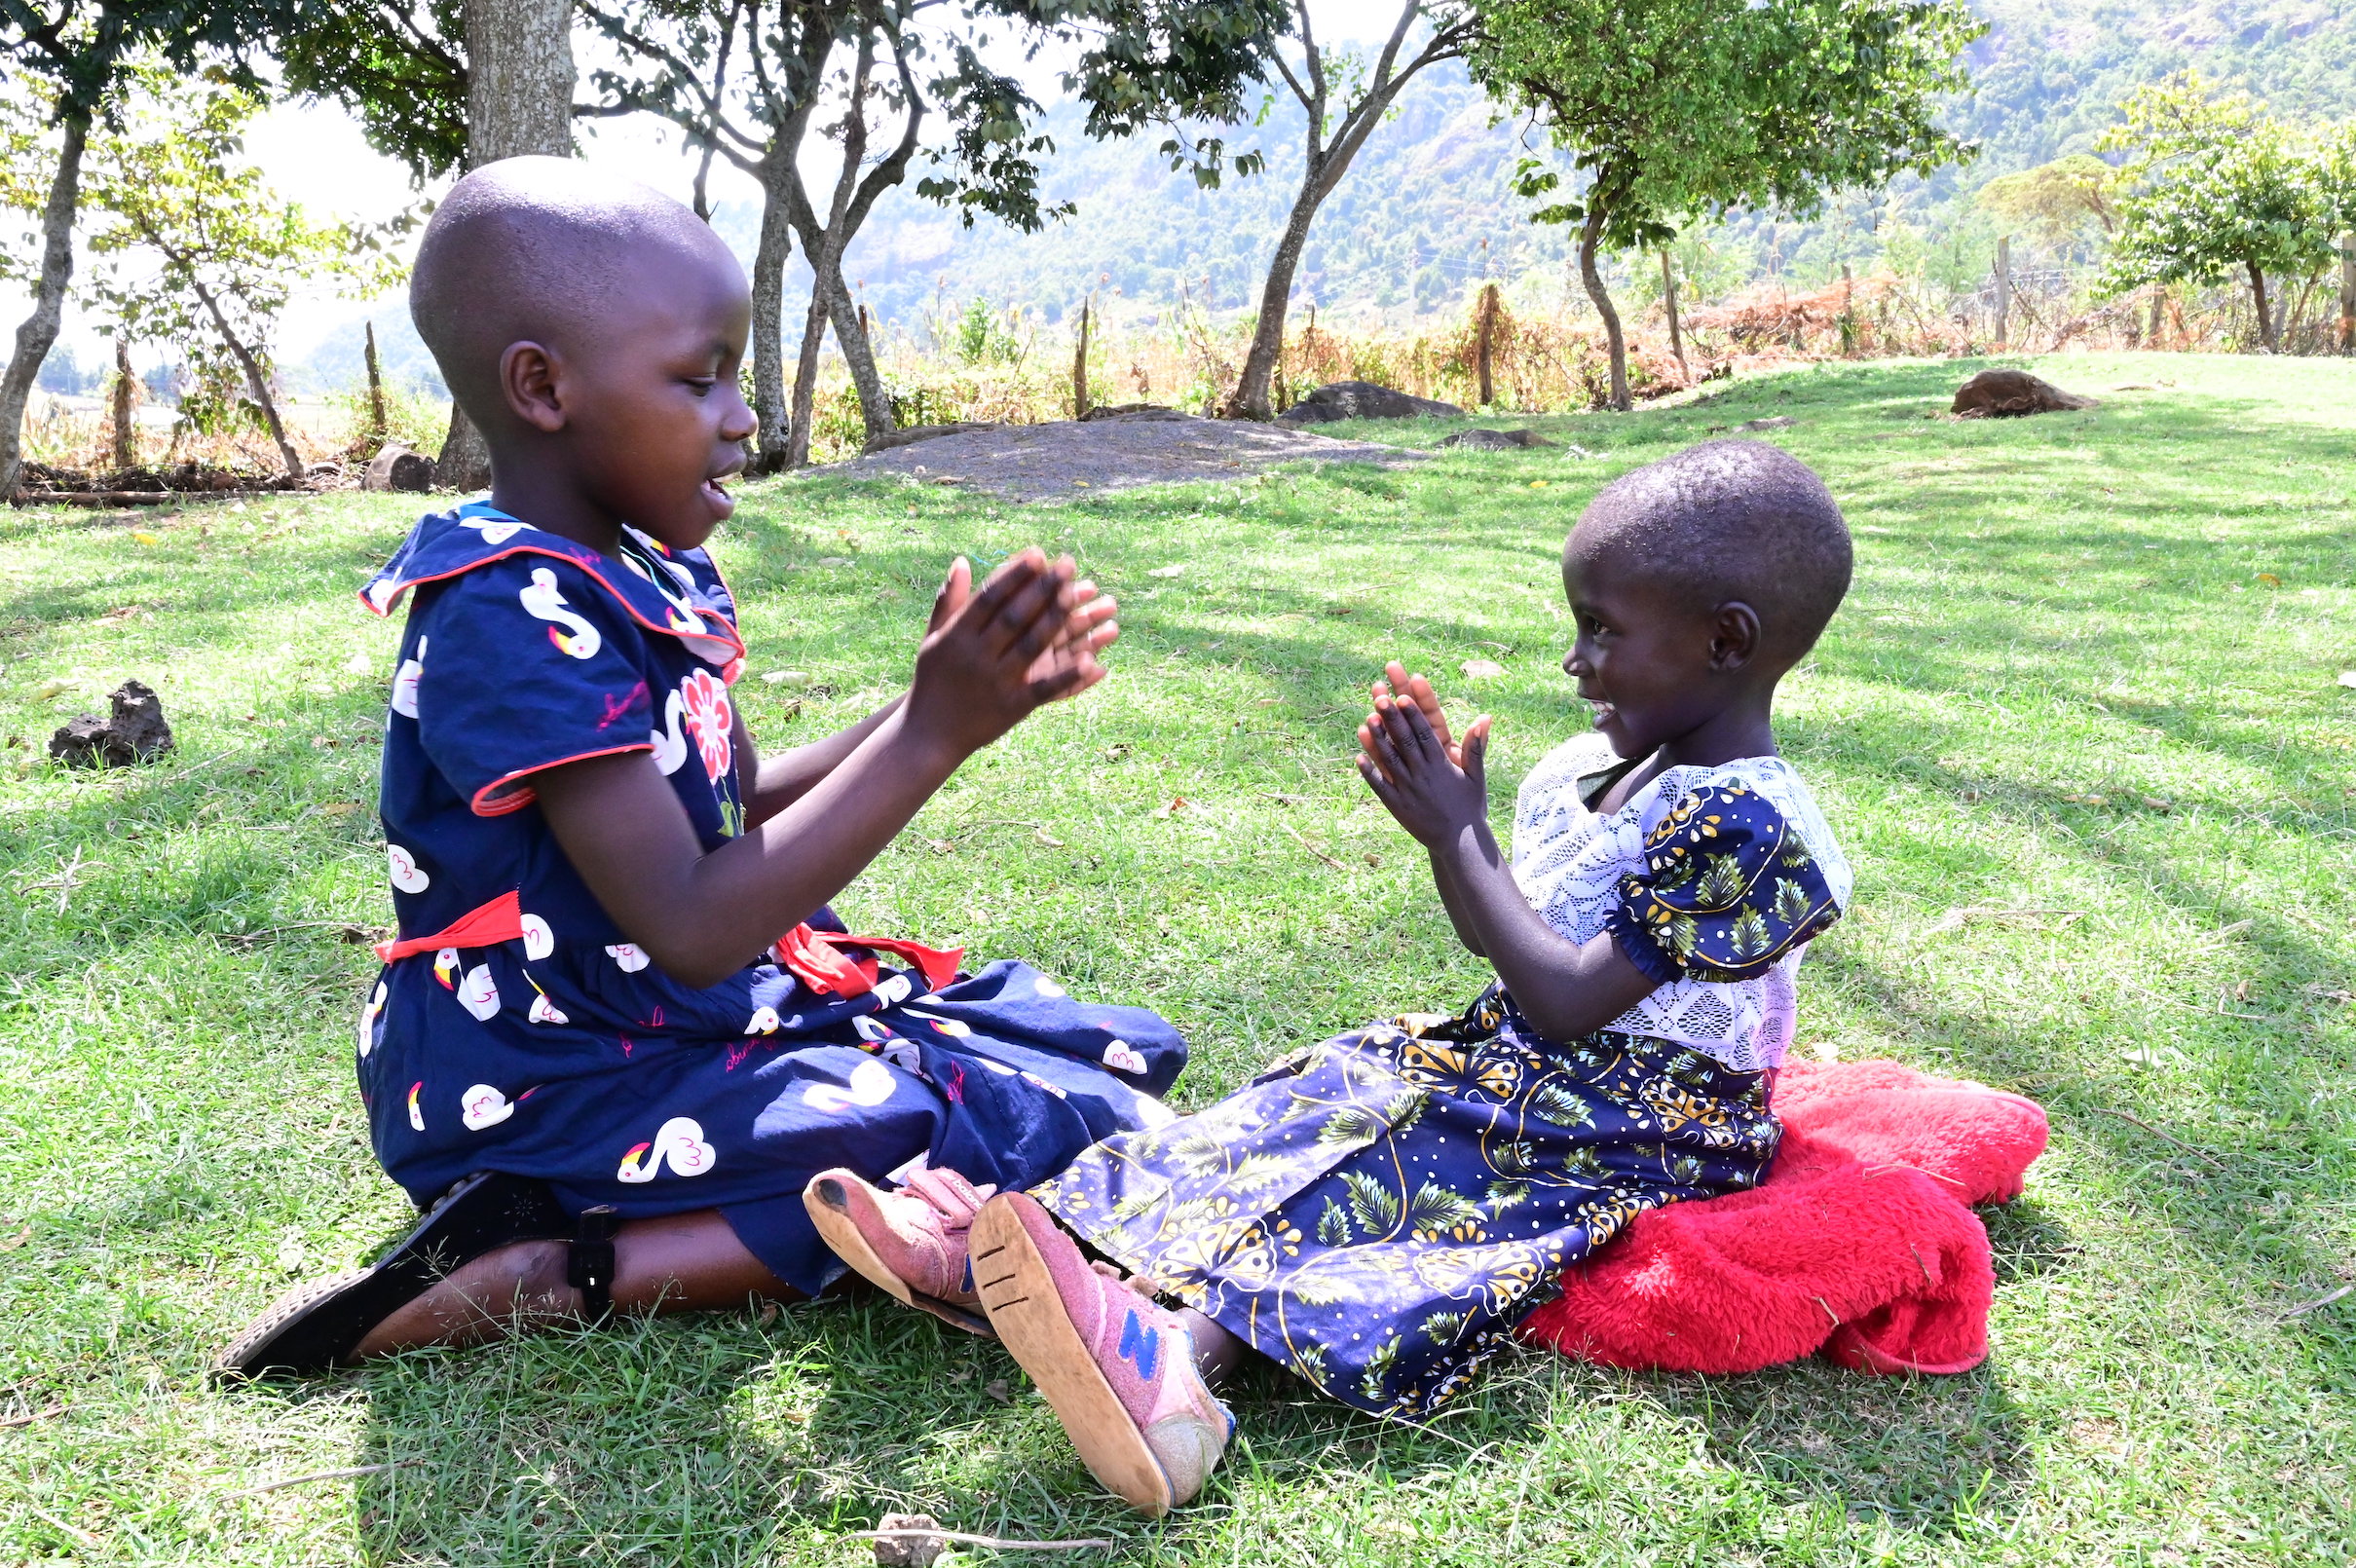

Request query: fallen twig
[
  {"left": 848, "top": 1527, "right": 1115, "bottom": 1553},
  {"left": 0, "top": 1402, "right": 65, "bottom": 1429},
  {"left": 218, "top": 1459, "right": 420, "bottom": 1501},
  {"left": 1281, "top": 821, "right": 1347, "bottom": 872},
  {"left": 2096, "top": 1107, "right": 2226, "bottom": 1169},
  {"left": 148, "top": 746, "right": 241, "bottom": 787},
  {"left": 2277, "top": 1285, "right": 2351, "bottom": 1323},
  {"left": 1925, "top": 907, "right": 2085, "bottom": 936}
]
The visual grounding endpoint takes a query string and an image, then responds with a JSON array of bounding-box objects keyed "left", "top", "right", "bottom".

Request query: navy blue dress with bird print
[
  {"left": 1033, "top": 735, "right": 1851, "bottom": 1418},
  {"left": 355, "top": 502, "right": 1189, "bottom": 1295}
]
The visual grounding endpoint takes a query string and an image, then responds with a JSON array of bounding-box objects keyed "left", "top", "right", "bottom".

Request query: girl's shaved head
[
  {"left": 408, "top": 156, "right": 743, "bottom": 428},
  {"left": 1570, "top": 440, "right": 1853, "bottom": 660}
]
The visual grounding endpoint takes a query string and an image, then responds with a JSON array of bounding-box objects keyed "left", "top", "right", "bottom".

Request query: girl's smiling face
[{"left": 1560, "top": 538, "right": 1757, "bottom": 761}]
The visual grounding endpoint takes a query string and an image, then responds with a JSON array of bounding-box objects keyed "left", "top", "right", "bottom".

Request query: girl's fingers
[{"left": 928, "top": 556, "right": 973, "bottom": 634}]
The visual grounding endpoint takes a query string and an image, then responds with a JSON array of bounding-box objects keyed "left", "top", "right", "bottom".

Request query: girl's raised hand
[
  {"left": 1359, "top": 660, "right": 1460, "bottom": 780},
  {"left": 906, "top": 549, "right": 1116, "bottom": 759},
  {"left": 1358, "top": 690, "right": 1493, "bottom": 847}
]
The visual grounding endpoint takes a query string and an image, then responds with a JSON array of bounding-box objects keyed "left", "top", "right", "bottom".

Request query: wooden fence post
[
  {"left": 1661, "top": 249, "right": 1686, "bottom": 376},
  {"left": 1994, "top": 236, "right": 2011, "bottom": 350},
  {"left": 363, "top": 321, "right": 388, "bottom": 445},
  {"left": 111, "top": 337, "right": 136, "bottom": 470},
  {"left": 1071, "top": 295, "right": 1091, "bottom": 418},
  {"left": 2339, "top": 232, "right": 2355, "bottom": 355},
  {"left": 1473, "top": 281, "right": 1500, "bottom": 406},
  {"left": 1840, "top": 262, "right": 1855, "bottom": 356}
]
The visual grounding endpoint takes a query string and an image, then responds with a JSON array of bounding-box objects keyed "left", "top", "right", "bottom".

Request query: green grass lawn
[{"left": 1, "top": 351, "right": 2350, "bottom": 1566}]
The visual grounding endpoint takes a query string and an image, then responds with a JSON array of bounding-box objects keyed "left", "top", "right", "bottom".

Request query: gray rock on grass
[
  {"left": 1278, "top": 381, "right": 1465, "bottom": 425},
  {"left": 1440, "top": 428, "right": 1553, "bottom": 450}
]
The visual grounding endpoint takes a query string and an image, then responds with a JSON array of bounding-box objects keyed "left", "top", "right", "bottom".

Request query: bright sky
[{"left": 15, "top": 1, "right": 1412, "bottom": 375}]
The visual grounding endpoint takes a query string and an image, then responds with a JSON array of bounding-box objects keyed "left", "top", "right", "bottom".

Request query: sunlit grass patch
[{"left": 1, "top": 351, "right": 2350, "bottom": 1565}]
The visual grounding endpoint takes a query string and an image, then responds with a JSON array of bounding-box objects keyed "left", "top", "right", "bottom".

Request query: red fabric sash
[
  {"left": 375, "top": 895, "right": 963, "bottom": 999},
  {"left": 771, "top": 922, "right": 963, "bottom": 997}
]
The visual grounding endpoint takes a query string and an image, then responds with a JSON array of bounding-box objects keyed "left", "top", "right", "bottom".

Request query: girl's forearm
[
  {"left": 539, "top": 707, "right": 962, "bottom": 989},
  {"left": 1432, "top": 820, "right": 1654, "bottom": 1042},
  {"left": 1425, "top": 847, "right": 1487, "bottom": 956},
  {"left": 743, "top": 693, "right": 908, "bottom": 826}
]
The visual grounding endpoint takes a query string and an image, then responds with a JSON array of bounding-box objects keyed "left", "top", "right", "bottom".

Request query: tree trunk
[
  {"left": 747, "top": 160, "right": 795, "bottom": 474},
  {"left": 111, "top": 337, "right": 137, "bottom": 470},
  {"left": 1223, "top": 168, "right": 1330, "bottom": 420},
  {"left": 822, "top": 269, "right": 891, "bottom": 443},
  {"left": 1578, "top": 207, "right": 1628, "bottom": 412},
  {"left": 1072, "top": 296, "right": 1091, "bottom": 418},
  {"left": 1661, "top": 249, "right": 1686, "bottom": 376},
  {"left": 0, "top": 113, "right": 89, "bottom": 502},
  {"left": 785, "top": 288, "right": 829, "bottom": 468},
  {"left": 364, "top": 321, "right": 388, "bottom": 445},
  {"left": 438, "top": 0, "right": 579, "bottom": 490},
  {"left": 188, "top": 275, "right": 304, "bottom": 480},
  {"left": 2248, "top": 261, "right": 2274, "bottom": 351}
]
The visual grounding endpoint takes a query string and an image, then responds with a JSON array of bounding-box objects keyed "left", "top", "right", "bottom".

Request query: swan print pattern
[{"left": 354, "top": 502, "right": 1194, "bottom": 1296}]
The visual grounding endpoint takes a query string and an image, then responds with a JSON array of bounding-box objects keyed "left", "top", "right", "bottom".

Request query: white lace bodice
[{"left": 1510, "top": 732, "right": 1852, "bottom": 1072}]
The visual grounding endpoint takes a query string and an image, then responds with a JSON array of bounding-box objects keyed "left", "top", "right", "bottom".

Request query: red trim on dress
[
  {"left": 357, "top": 540, "right": 747, "bottom": 666},
  {"left": 468, "top": 741, "right": 655, "bottom": 817}
]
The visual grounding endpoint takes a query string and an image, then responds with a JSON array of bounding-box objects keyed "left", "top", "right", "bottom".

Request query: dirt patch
[{"left": 808, "top": 411, "right": 1427, "bottom": 502}]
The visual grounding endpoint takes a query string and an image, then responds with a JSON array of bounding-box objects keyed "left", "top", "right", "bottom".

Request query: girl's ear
[
  {"left": 500, "top": 341, "right": 567, "bottom": 433},
  {"left": 1709, "top": 600, "right": 1762, "bottom": 671}
]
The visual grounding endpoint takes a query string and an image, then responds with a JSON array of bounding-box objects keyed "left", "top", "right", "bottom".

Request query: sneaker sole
[
  {"left": 803, "top": 1177, "right": 993, "bottom": 1338},
  {"left": 970, "top": 1195, "right": 1175, "bottom": 1517}
]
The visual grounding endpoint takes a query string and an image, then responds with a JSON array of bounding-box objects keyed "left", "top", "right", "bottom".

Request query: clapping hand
[
  {"left": 1358, "top": 661, "right": 1475, "bottom": 778},
  {"left": 1357, "top": 678, "right": 1493, "bottom": 848},
  {"left": 907, "top": 548, "right": 1119, "bottom": 757}
]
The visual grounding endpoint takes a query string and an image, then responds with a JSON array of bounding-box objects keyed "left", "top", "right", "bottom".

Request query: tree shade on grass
[{"left": 0, "top": 354, "right": 2351, "bottom": 1563}]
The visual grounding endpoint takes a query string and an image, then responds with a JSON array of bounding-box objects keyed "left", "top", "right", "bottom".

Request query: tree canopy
[
  {"left": 1471, "top": 0, "right": 1981, "bottom": 407},
  {"left": 2098, "top": 72, "right": 2350, "bottom": 351}
]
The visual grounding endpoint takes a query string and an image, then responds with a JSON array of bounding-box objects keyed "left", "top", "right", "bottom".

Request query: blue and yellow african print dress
[
  {"left": 1034, "top": 736, "right": 1851, "bottom": 1418},
  {"left": 355, "top": 502, "right": 1186, "bottom": 1294}
]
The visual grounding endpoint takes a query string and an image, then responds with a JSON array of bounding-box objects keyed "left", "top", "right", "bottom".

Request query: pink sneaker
[
  {"left": 803, "top": 1165, "right": 995, "bottom": 1336},
  {"left": 970, "top": 1192, "right": 1232, "bottom": 1516}
]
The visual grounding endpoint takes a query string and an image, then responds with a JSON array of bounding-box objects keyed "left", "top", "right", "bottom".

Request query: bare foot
[{"left": 349, "top": 1238, "right": 576, "bottom": 1360}]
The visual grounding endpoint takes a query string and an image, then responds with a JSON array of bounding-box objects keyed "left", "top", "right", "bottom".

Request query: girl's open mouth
[
  {"left": 701, "top": 476, "right": 733, "bottom": 510},
  {"left": 1588, "top": 699, "right": 1617, "bottom": 729}
]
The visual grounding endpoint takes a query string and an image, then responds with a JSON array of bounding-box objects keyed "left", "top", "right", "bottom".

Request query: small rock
[
  {"left": 1461, "top": 658, "right": 1507, "bottom": 680},
  {"left": 1951, "top": 369, "right": 2096, "bottom": 419},
  {"left": 1078, "top": 402, "right": 1188, "bottom": 423},
  {"left": 817, "top": 556, "right": 851, "bottom": 568},
  {"left": 1440, "top": 428, "right": 1553, "bottom": 450},
  {"left": 49, "top": 678, "right": 174, "bottom": 766},
  {"left": 984, "top": 1377, "right": 1011, "bottom": 1402},
  {"left": 1278, "top": 380, "right": 1465, "bottom": 425},
  {"left": 762, "top": 669, "right": 814, "bottom": 687},
  {"left": 863, "top": 421, "right": 1000, "bottom": 455},
  {"left": 1147, "top": 564, "right": 1186, "bottom": 579},
  {"left": 870, "top": 1512, "right": 947, "bottom": 1568},
  {"left": 363, "top": 445, "right": 436, "bottom": 493},
  {"left": 1736, "top": 415, "right": 1798, "bottom": 431}
]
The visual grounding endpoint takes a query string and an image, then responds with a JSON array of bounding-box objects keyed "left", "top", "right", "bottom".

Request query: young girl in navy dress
[
  {"left": 806, "top": 439, "right": 1859, "bottom": 1514},
  {"left": 220, "top": 159, "right": 1185, "bottom": 1374}
]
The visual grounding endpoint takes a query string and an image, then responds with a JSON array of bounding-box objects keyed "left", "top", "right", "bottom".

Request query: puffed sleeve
[
  {"left": 410, "top": 556, "right": 654, "bottom": 815},
  {"left": 1607, "top": 780, "right": 1842, "bottom": 985}
]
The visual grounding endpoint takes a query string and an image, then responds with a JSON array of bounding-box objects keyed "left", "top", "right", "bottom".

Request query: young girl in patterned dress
[
  {"left": 219, "top": 160, "right": 1186, "bottom": 1375},
  {"left": 805, "top": 438, "right": 1859, "bottom": 1514}
]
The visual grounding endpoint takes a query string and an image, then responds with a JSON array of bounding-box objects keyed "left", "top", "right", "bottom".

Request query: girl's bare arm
[{"left": 535, "top": 551, "right": 1115, "bottom": 988}]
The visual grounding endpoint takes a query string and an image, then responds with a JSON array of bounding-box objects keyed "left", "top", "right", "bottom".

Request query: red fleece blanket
[{"left": 1517, "top": 1060, "right": 2048, "bottom": 1376}]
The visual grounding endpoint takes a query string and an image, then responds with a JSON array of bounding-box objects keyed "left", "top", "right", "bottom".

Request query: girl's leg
[
  {"left": 351, "top": 1208, "right": 799, "bottom": 1359},
  {"left": 1175, "top": 1307, "right": 1250, "bottom": 1389}
]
